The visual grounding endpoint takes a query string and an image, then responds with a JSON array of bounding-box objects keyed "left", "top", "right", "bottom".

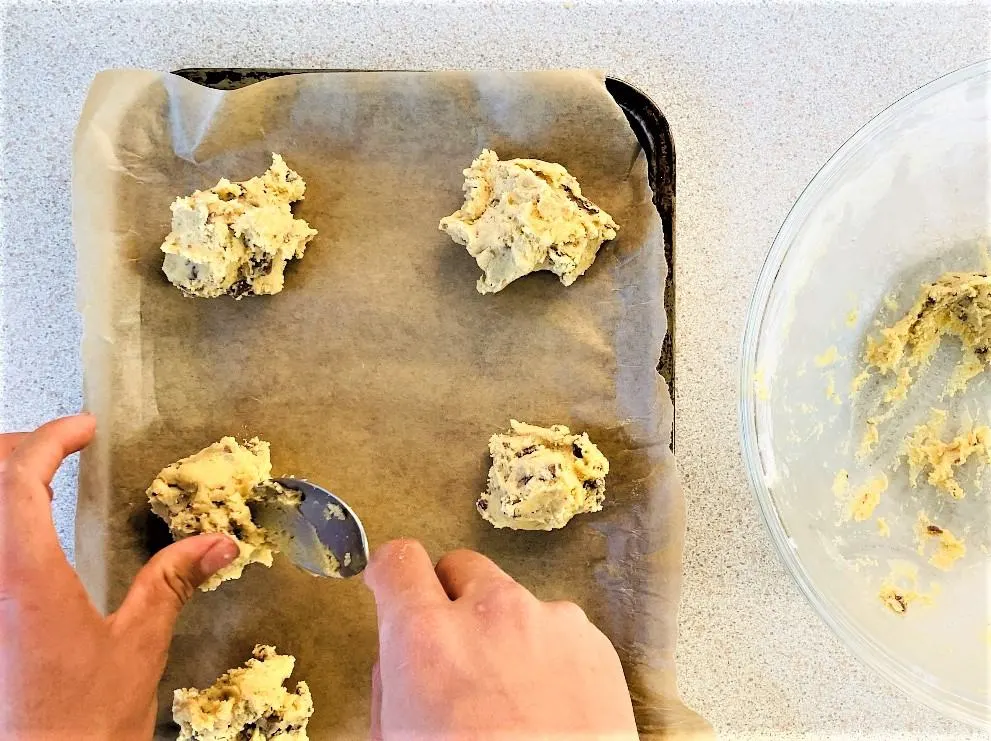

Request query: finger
[
  {"left": 0, "top": 416, "right": 96, "bottom": 544},
  {"left": 0, "top": 433, "right": 28, "bottom": 461},
  {"left": 363, "top": 539, "right": 448, "bottom": 619},
  {"left": 111, "top": 534, "right": 239, "bottom": 655},
  {"left": 369, "top": 660, "right": 383, "bottom": 741},
  {"left": 5, "top": 414, "right": 96, "bottom": 487},
  {"left": 434, "top": 549, "right": 516, "bottom": 600}
]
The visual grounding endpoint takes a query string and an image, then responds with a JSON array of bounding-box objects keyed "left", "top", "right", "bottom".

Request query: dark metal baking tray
[{"left": 173, "top": 68, "right": 677, "bottom": 442}]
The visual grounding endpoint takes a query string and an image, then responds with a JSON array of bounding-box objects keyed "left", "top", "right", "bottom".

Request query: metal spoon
[{"left": 250, "top": 478, "right": 369, "bottom": 578}]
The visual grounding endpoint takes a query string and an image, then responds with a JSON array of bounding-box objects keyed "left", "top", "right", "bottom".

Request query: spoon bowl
[{"left": 251, "top": 478, "right": 369, "bottom": 578}]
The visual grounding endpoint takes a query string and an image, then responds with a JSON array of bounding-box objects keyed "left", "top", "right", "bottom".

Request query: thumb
[{"left": 112, "top": 534, "right": 239, "bottom": 651}]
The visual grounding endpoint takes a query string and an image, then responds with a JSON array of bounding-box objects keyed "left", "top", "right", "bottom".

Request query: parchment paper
[{"left": 73, "top": 69, "right": 711, "bottom": 739}]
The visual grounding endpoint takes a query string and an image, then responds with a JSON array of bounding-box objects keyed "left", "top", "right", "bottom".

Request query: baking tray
[{"left": 172, "top": 68, "right": 677, "bottom": 443}]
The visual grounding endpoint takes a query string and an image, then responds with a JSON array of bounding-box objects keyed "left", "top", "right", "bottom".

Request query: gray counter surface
[{"left": 1, "top": 1, "right": 988, "bottom": 737}]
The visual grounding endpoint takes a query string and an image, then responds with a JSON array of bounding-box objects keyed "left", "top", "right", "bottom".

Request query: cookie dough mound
[
  {"left": 173, "top": 645, "right": 313, "bottom": 741},
  {"left": 864, "top": 271, "right": 990, "bottom": 399},
  {"left": 439, "top": 149, "right": 619, "bottom": 294},
  {"left": 161, "top": 153, "right": 318, "bottom": 298},
  {"left": 147, "top": 437, "right": 274, "bottom": 591},
  {"left": 478, "top": 420, "right": 609, "bottom": 531}
]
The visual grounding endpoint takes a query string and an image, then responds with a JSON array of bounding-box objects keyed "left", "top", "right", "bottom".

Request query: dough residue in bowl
[
  {"left": 862, "top": 271, "right": 990, "bottom": 400},
  {"left": 834, "top": 268, "right": 989, "bottom": 615},
  {"left": 877, "top": 561, "right": 938, "bottom": 616},
  {"left": 913, "top": 512, "right": 967, "bottom": 572},
  {"left": 902, "top": 408, "right": 989, "bottom": 499},
  {"left": 843, "top": 473, "right": 889, "bottom": 522}
]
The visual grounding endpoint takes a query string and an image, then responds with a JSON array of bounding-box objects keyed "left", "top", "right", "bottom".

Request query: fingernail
[{"left": 199, "top": 537, "right": 240, "bottom": 575}]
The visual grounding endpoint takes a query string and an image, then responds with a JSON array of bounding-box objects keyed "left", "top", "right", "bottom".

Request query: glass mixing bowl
[{"left": 741, "top": 60, "right": 990, "bottom": 726}]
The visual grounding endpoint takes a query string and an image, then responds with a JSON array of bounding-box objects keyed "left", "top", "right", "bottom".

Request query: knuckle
[
  {"left": 549, "top": 599, "right": 590, "bottom": 622},
  {"left": 390, "top": 601, "right": 442, "bottom": 634},
  {"left": 480, "top": 580, "right": 532, "bottom": 610},
  {"left": 0, "top": 461, "right": 23, "bottom": 489},
  {"left": 389, "top": 607, "right": 453, "bottom": 663},
  {"left": 488, "top": 579, "right": 523, "bottom": 598},
  {"left": 161, "top": 564, "right": 196, "bottom": 606}
]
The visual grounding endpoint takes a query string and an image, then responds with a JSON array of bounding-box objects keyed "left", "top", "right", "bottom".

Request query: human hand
[
  {"left": 364, "top": 539, "right": 639, "bottom": 740},
  {"left": 0, "top": 415, "right": 240, "bottom": 740}
]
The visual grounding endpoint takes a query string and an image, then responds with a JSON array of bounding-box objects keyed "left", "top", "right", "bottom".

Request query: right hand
[{"left": 364, "top": 538, "right": 639, "bottom": 740}]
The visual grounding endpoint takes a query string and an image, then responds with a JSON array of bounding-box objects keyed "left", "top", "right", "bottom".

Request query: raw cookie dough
[
  {"left": 478, "top": 420, "right": 609, "bottom": 531},
  {"left": 863, "top": 271, "right": 990, "bottom": 400},
  {"left": 914, "top": 512, "right": 967, "bottom": 571},
  {"left": 814, "top": 346, "right": 840, "bottom": 367},
  {"left": 439, "top": 149, "right": 619, "bottom": 294},
  {"left": 752, "top": 369, "right": 771, "bottom": 401},
  {"left": 173, "top": 645, "right": 313, "bottom": 741},
  {"left": 845, "top": 473, "right": 889, "bottom": 522},
  {"left": 856, "top": 419, "right": 880, "bottom": 460},
  {"left": 903, "top": 408, "right": 989, "bottom": 499},
  {"left": 161, "top": 154, "right": 317, "bottom": 298},
  {"left": 878, "top": 562, "right": 936, "bottom": 615},
  {"left": 824, "top": 372, "right": 842, "bottom": 405},
  {"left": 878, "top": 582, "right": 931, "bottom": 615},
  {"left": 147, "top": 437, "right": 276, "bottom": 591},
  {"left": 831, "top": 469, "right": 850, "bottom": 496}
]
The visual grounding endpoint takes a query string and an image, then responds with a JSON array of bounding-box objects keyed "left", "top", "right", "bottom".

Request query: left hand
[{"left": 0, "top": 414, "right": 240, "bottom": 740}]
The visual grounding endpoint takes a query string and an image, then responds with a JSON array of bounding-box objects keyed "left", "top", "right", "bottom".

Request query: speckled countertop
[{"left": 1, "top": 2, "right": 988, "bottom": 738}]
